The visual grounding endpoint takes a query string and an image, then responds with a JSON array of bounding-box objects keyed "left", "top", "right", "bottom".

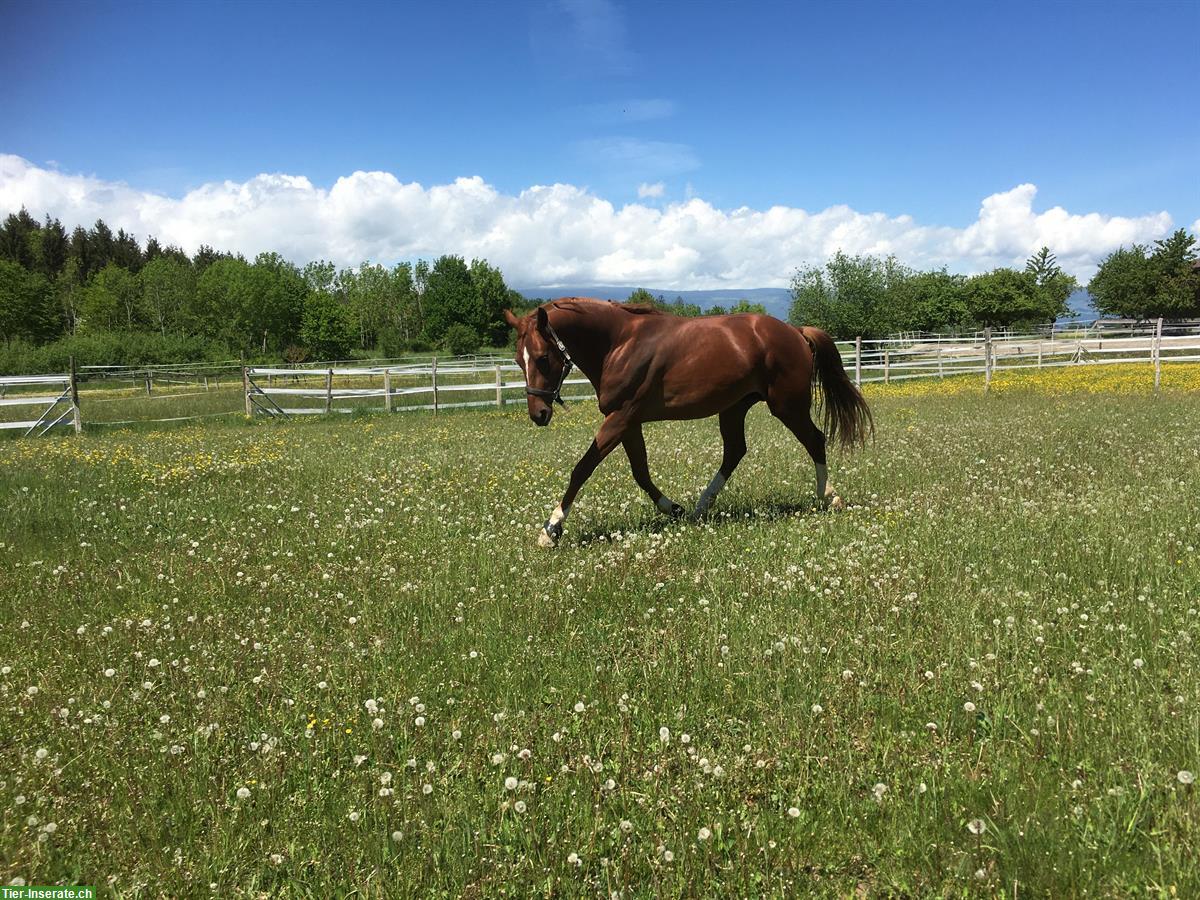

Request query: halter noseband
[{"left": 525, "top": 319, "right": 574, "bottom": 407}]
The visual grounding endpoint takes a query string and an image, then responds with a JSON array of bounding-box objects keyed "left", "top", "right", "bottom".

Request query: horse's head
[{"left": 505, "top": 306, "right": 572, "bottom": 427}]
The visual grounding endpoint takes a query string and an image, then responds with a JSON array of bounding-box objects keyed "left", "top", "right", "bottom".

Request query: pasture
[{"left": 1, "top": 369, "right": 1198, "bottom": 897}]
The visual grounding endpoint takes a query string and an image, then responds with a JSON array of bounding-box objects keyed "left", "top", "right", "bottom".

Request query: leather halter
[{"left": 525, "top": 319, "right": 574, "bottom": 407}]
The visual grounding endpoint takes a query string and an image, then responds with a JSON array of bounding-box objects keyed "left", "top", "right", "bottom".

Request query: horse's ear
[
  {"left": 535, "top": 306, "right": 549, "bottom": 331},
  {"left": 503, "top": 308, "right": 521, "bottom": 329}
]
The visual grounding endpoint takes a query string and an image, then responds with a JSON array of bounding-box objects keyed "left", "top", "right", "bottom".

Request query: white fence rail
[
  {"left": 3, "top": 323, "right": 1198, "bottom": 436},
  {"left": 840, "top": 319, "right": 1199, "bottom": 391},
  {"left": 0, "top": 367, "right": 81, "bottom": 435},
  {"left": 244, "top": 361, "right": 594, "bottom": 418}
]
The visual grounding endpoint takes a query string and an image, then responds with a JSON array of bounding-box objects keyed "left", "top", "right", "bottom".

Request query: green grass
[{"left": 1, "top": 388, "right": 1198, "bottom": 897}]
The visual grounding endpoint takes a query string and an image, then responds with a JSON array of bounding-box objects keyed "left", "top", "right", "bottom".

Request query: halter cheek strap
[{"left": 525, "top": 320, "right": 574, "bottom": 406}]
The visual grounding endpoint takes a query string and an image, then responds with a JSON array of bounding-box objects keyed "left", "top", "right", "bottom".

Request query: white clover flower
[
  {"left": 787, "top": 807, "right": 800, "bottom": 818},
  {"left": 1133, "top": 658, "right": 1144, "bottom": 669},
  {"left": 414, "top": 716, "right": 425, "bottom": 727},
  {"left": 963, "top": 702, "right": 976, "bottom": 713},
  {"left": 391, "top": 831, "right": 403, "bottom": 842},
  {"left": 236, "top": 787, "right": 251, "bottom": 800},
  {"left": 697, "top": 826, "right": 712, "bottom": 841},
  {"left": 514, "top": 800, "right": 527, "bottom": 813},
  {"left": 680, "top": 733, "right": 691, "bottom": 744},
  {"left": 567, "top": 852, "right": 581, "bottom": 866},
  {"left": 663, "top": 849, "right": 674, "bottom": 862},
  {"left": 422, "top": 783, "right": 433, "bottom": 795},
  {"left": 872, "top": 782, "right": 888, "bottom": 802},
  {"left": 34, "top": 748, "right": 48, "bottom": 761},
  {"left": 452, "top": 729, "right": 462, "bottom": 740},
  {"left": 620, "top": 819, "right": 633, "bottom": 833},
  {"left": 348, "top": 810, "right": 360, "bottom": 822},
  {"left": 372, "top": 718, "right": 384, "bottom": 730},
  {"left": 104, "top": 668, "right": 115, "bottom": 678},
  {"left": 1178, "top": 770, "right": 1195, "bottom": 785},
  {"left": 659, "top": 726, "right": 670, "bottom": 743},
  {"left": 504, "top": 776, "right": 518, "bottom": 791},
  {"left": 573, "top": 701, "right": 585, "bottom": 713},
  {"left": 270, "top": 853, "right": 283, "bottom": 865},
  {"left": 491, "top": 753, "right": 506, "bottom": 765},
  {"left": 811, "top": 704, "right": 823, "bottom": 714}
]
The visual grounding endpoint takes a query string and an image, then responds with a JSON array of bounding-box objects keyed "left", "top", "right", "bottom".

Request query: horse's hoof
[
  {"left": 669, "top": 503, "right": 685, "bottom": 518},
  {"left": 538, "top": 520, "right": 563, "bottom": 548}
]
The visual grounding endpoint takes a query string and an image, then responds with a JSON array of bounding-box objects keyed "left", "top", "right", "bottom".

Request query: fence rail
[
  {"left": 3, "top": 321, "right": 1199, "bottom": 436},
  {"left": 244, "top": 362, "right": 594, "bottom": 418}
]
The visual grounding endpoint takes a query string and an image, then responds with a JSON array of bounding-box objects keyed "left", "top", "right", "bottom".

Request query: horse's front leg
[
  {"left": 623, "top": 424, "right": 684, "bottom": 517},
  {"left": 539, "top": 414, "right": 627, "bottom": 548}
]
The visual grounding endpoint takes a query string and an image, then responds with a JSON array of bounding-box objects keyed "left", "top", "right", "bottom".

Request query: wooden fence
[
  {"left": 846, "top": 319, "right": 1200, "bottom": 392},
  {"left": 3, "top": 324, "right": 1199, "bottom": 436},
  {"left": 244, "top": 359, "right": 595, "bottom": 418}
]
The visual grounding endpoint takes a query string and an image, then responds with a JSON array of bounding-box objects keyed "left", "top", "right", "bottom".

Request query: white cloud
[
  {"left": 637, "top": 181, "right": 665, "bottom": 199},
  {"left": 573, "top": 137, "right": 700, "bottom": 177},
  {"left": 0, "top": 155, "right": 1177, "bottom": 289}
]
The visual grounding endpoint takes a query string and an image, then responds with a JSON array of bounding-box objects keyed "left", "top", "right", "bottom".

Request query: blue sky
[{"left": 1, "top": 0, "right": 1196, "bottom": 287}]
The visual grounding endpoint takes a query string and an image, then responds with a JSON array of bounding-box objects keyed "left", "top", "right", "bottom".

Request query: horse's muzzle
[{"left": 532, "top": 407, "right": 553, "bottom": 427}]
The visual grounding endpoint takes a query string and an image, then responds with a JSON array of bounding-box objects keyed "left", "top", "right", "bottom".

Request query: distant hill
[
  {"left": 515, "top": 285, "right": 794, "bottom": 318},
  {"left": 1062, "top": 289, "right": 1098, "bottom": 323}
]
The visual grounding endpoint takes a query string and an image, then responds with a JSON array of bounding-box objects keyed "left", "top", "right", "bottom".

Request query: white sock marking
[{"left": 694, "top": 471, "right": 727, "bottom": 517}]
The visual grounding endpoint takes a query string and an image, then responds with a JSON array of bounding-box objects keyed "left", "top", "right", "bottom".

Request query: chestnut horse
[{"left": 504, "top": 299, "right": 871, "bottom": 547}]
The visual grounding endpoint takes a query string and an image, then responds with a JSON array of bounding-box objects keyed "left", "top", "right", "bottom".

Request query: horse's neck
[{"left": 550, "top": 304, "right": 624, "bottom": 384}]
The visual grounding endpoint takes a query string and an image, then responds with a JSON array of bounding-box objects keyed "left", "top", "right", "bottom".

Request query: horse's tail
[{"left": 799, "top": 326, "right": 873, "bottom": 450}]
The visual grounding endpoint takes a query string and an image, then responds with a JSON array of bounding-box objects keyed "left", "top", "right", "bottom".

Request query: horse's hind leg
[
  {"left": 693, "top": 396, "right": 755, "bottom": 519},
  {"left": 769, "top": 394, "right": 844, "bottom": 511},
  {"left": 624, "top": 425, "right": 684, "bottom": 517}
]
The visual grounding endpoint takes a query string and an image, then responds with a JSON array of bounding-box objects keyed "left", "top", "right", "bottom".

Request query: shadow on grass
[{"left": 569, "top": 495, "right": 831, "bottom": 545}]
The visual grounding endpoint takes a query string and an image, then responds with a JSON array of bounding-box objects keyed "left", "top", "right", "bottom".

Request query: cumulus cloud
[
  {"left": 0, "top": 154, "right": 1177, "bottom": 289},
  {"left": 637, "top": 181, "right": 665, "bottom": 199}
]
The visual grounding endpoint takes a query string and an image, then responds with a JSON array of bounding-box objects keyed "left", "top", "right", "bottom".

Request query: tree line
[
  {"left": 787, "top": 230, "right": 1199, "bottom": 340},
  {"left": 0, "top": 209, "right": 523, "bottom": 370}
]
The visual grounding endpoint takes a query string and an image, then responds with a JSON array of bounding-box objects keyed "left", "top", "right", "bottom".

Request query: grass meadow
[{"left": 1, "top": 365, "right": 1198, "bottom": 897}]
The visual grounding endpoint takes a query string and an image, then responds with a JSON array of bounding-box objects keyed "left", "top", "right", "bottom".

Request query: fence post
[
  {"left": 432, "top": 357, "right": 439, "bottom": 414},
  {"left": 883, "top": 349, "right": 890, "bottom": 384},
  {"left": 69, "top": 355, "right": 82, "bottom": 435},
  {"left": 937, "top": 346, "right": 944, "bottom": 379},
  {"left": 145, "top": 370, "right": 152, "bottom": 396},
  {"left": 325, "top": 368, "right": 334, "bottom": 414},
  {"left": 495, "top": 364, "right": 503, "bottom": 408},
  {"left": 1154, "top": 316, "right": 1163, "bottom": 393},
  {"left": 384, "top": 369, "right": 393, "bottom": 412},
  {"left": 241, "top": 355, "right": 252, "bottom": 418},
  {"left": 984, "top": 326, "right": 993, "bottom": 393},
  {"left": 1037, "top": 342, "right": 1043, "bottom": 370},
  {"left": 854, "top": 336, "right": 862, "bottom": 387}
]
